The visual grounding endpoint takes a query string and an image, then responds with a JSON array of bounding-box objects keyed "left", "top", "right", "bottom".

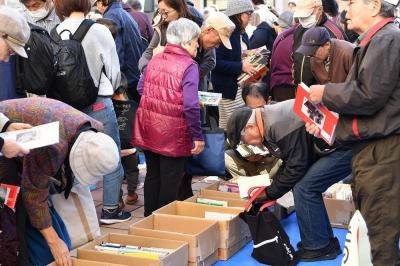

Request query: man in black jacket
[
  {"left": 227, "top": 100, "right": 352, "bottom": 262},
  {"left": 308, "top": 0, "right": 400, "bottom": 264}
]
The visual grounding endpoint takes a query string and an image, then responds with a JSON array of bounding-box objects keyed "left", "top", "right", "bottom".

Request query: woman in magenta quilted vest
[{"left": 133, "top": 18, "right": 205, "bottom": 216}]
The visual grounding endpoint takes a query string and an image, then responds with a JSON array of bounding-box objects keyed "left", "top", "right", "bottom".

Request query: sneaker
[
  {"left": 126, "top": 193, "right": 138, "bottom": 205},
  {"left": 296, "top": 237, "right": 340, "bottom": 262},
  {"left": 100, "top": 208, "right": 132, "bottom": 224}
]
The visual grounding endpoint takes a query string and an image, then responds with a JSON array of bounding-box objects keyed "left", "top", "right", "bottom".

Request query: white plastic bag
[
  {"left": 51, "top": 183, "right": 100, "bottom": 248},
  {"left": 342, "top": 210, "right": 373, "bottom": 266}
]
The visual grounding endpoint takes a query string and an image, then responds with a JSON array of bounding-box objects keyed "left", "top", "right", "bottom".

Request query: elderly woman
[{"left": 133, "top": 18, "right": 205, "bottom": 216}]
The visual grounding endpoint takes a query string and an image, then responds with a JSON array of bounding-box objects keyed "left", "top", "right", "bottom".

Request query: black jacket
[
  {"left": 250, "top": 22, "right": 277, "bottom": 52},
  {"left": 323, "top": 22, "right": 400, "bottom": 150},
  {"left": 212, "top": 26, "right": 250, "bottom": 100},
  {"left": 261, "top": 100, "right": 316, "bottom": 200}
]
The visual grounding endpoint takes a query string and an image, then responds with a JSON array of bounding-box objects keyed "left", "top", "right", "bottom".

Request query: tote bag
[
  {"left": 239, "top": 186, "right": 296, "bottom": 266},
  {"left": 185, "top": 124, "right": 225, "bottom": 176},
  {"left": 51, "top": 183, "right": 100, "bottom": 249}
]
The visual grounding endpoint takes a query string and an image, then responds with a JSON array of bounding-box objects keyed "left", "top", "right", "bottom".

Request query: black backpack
[
  {"left": 49, "top": 19, "right": 100, "bottom": 110},
  {"left": 15, "top": 23, "right": 54, "bottom": 96}
]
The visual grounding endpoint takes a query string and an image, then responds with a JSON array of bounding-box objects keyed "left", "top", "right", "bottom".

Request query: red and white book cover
[
  {"left": 0, "top": 184, "right": 20, "bottom": 209},
  {"left": 293, "top": 83, "right": 339, "bottom": 145}
]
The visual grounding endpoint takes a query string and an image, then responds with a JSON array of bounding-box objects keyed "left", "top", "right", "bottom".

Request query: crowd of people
[{"left": 0, "top": 0, "right": 399, "bottom": 265}]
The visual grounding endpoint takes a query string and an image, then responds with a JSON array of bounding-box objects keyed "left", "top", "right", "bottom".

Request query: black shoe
[
  {"left": 100, "top": 208, "right": 132, "bottom": 224},
  {"left": 296, "top": 237, "right": 340, "bottom": 262},
  {"left": 297, "top": 237, "right": 341, "bottom": 255}
]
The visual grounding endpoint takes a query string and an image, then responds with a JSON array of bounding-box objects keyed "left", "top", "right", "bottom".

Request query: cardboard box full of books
[
  {"left": 129, "top": 214, "right": 219, "bottom": 264},
  {"left": 153, "top": 201, "right": 250, "bottom": 260},
  {"left": 48, "top": 258, "right": 126, "bottom": 266},
  {"left": 323, "top": 198, "right": 355, "bottom": 229},
  {"left": 77, "top": 234, "right": 188, "bottom": 266}
]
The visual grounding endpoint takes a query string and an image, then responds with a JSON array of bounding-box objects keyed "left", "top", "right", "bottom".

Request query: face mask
[
  {"left": 27, "top": 6, "right": 49, "bottom": 20},
  {"left": 299, "top": 14, "right": 317, "bottom": 28}
]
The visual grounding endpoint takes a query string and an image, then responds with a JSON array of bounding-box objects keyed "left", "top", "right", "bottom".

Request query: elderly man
[
  {"left": 19, "top": 0, "right": 60, "bottom": 32},
  {"left": 308, "top": 0, "right": 400, "bottom": 264},
  {"left": 0, "top": 98, "right": 120, "bottom": 266}
]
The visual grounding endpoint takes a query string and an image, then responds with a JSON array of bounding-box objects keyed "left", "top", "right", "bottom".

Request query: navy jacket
[
  {"left": 211, "top": 27, "right": 250, "bottom": 100},
  {"left": 104, "top": 2, "right": 143, "bottom": 87},
  {"left": 250, "top": 22, "right": 277, "bottom": 52}
]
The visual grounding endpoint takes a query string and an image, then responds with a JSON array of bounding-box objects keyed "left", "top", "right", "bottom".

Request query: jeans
[
  {"left": 82, "top": 97, "right": 124, "bottom": 208},
  {"left": 293, "top": 149, "right": 352, "bottom": 250},
  {"left": 143, "top": 150, "right": 186, "bottom": 216}
]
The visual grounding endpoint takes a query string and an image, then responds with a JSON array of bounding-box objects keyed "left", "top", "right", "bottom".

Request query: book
[
  {"left": 0, "top": 184, "right": 20, "bottom": 209},
  {"left": 94, "top": 243, "right": 172, "bottom": 259},
  {"left": 238, "top": 46, "right": 270, "bottom": 87},
  {"left": 0, "top": 121, "right": 59, "bottom": 151},
  {"left": 236, "top": 143, "right": 270, "bottom": 158},
  {"left": 237, "top": 174, "right": 271, "bottom": 199},
  {"left": 196, "top": 197, "right": 228, "bottom": 207},
  {"left": 293, "top": 83, "right": 339, "bottom": 145},
  {"left": 198, "top": 91, "right": 222, "bottom": 106}
]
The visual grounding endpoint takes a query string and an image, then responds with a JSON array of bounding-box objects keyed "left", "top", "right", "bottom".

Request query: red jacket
[{"left": 132, "top": 44, "right": 195, "bottom": 157}]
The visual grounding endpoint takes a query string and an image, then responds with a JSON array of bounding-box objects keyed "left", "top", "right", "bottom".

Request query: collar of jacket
[
  {"left": 163, "top": 44, "right": 193, "bottom": 58},
  {"left": 358, "top": 18, "right": 395, "bottom": 47}
]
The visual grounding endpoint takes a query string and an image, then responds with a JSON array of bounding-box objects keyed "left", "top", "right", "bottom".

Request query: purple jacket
[
  {"left": 122, "top": 4, "right": 154, "bottom": 42},
  {"left": 270, "top": 26, "right": 297, "bottom": 89}
]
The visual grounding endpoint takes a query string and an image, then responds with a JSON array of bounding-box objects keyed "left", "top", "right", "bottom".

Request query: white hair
[{"left": 166, "top": 18, "right": 201, "bottom": 46}]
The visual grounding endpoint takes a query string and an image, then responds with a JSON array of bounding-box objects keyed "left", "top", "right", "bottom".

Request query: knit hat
[
  {"left": 0, "top": 6, "right": 30, "bottom": 58},
  {"left": 70, "top": 131, "right": 120, "bottom": 186},
  {"left": 277, "top": 11, "right": 294, "bottom": 29},
  {"left": 225, "top": 0, "right": 254, "bottom": 17}
]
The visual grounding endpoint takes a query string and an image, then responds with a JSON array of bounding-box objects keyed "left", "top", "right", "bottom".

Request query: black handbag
[{"left": 239, "top": 186, "right": 296, "bottom": 266}]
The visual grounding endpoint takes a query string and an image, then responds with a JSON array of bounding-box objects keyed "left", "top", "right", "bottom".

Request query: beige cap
[
  {"left": 294, "top": 0, "right": 322, "bottom": 18},
  {"left": 70, "top": 131, "right": 120, "bottom": 186},
  {"left": 204, "top": 12, "right": 236, "bottom": 49},
  {"left": 0, "top": 6, "right": 30, "bottom": 58}
]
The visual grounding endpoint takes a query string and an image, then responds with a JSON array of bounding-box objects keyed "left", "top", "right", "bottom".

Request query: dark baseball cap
[{"left": 296, "top": 27, "right": 330, "bottom": 56}]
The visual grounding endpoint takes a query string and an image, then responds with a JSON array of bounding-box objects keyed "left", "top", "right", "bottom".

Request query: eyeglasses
[{"left": 159, "top": 8, "right": 176, "bottom": 18}]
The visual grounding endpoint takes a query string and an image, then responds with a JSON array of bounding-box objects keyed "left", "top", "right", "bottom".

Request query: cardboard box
[
  {"left": 129, "top": 214, "right": 219, "bottom": 264},
  {"left": 218, "top": 236, "right": 251, "bottom": 260},
  {"left": 185, "top": 194, "right": 247, "bottom": 209},
  {"left": 153, "top": 201, "right": 250, "bottom": 255},
  {"left": 77, "top": 234, "right": 188, "bottom": 266},
  {"left": 188, "top": 250, "right": 218, "bottom": 266},
  {"left": 201, "top": 182, "right": 241, "bottom": 199},
  {"left": 48, "top": 258, "right": 125, "bottom": 266},
  {"left": 324, "top": 198, "right": 355, "bottom": 229}
]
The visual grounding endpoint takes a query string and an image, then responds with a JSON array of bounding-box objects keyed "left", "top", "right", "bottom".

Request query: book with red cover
[
  {"left": 293, "top": 83, "right": 339, "bottom": 145},
  {"left": 0, "top": 184, "right": 20, "bottom": 209}
]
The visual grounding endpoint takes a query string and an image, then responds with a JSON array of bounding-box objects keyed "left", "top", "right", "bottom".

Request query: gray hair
[
  {"left": 126, "top": 0, "right": 142, "bottom": 10},
  {"left": 166, "top": 18, "right": 201, "bottom": 45},
  {"left": 363, "top": 0, "right": 396, "bottom": 17}
]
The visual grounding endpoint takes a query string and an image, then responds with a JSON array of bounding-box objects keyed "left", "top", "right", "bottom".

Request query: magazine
[
  {"left": 0, "top": 184, "right": 20, "bottom": 209},
  {"left": 0, "top": 121, "right": 59, "bottom": 151},
  {"left": 293, "top": 83, "right": 339, "bottom": 145},
  {"left": 238, "top": 46, "right": 270, "bottom": 87},
  {"left": 236, "top": 143, "right": 270, "bottom": 158},
  {"left": 198, "top": 91, "right": 222, "bottom": 106},
  {"left": 237, "top": 174, "right": 271, "bottom": 199}
]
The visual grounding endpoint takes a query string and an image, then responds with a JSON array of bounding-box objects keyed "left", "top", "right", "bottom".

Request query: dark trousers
[
  {"left": 271, "top": 84, "right": 296, "bottom": 102},
  {"left": 121, "top": 153, "right": 139, "bottom": 195},
  {"left": 143, "top": 150, "right": 186, "bottom": 216},
  {"left": 352, "top": 134, "right": 400, "bottom": 266},
  {"left": 126, "top": 81, "right": 141, "bottom": 103},
  {"left": 178, "top": 173, "right": 193, "bottom": 201}
]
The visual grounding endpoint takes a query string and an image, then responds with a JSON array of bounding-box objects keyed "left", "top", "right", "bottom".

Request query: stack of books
[
  {"left": 94, "top": 242, "right": 173, "bottom": 259},
  {"left": 238, "top": 46, "right": 270, "bottom": 87}
]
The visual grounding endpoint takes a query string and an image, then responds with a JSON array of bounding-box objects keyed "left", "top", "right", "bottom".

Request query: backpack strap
[
  {"left": 323, "top": 19, "right": 345, "bottom": 40},
  {"left": 72, "top": 19, "right": 95, "bottom": 43},
  {"left": 50, "top": 25, "right": 62, "bottom": 42}
]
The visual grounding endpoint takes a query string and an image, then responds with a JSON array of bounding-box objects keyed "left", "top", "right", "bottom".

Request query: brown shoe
[{"left": 126, "top": 193, "right": 138, "bottom": 205}]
